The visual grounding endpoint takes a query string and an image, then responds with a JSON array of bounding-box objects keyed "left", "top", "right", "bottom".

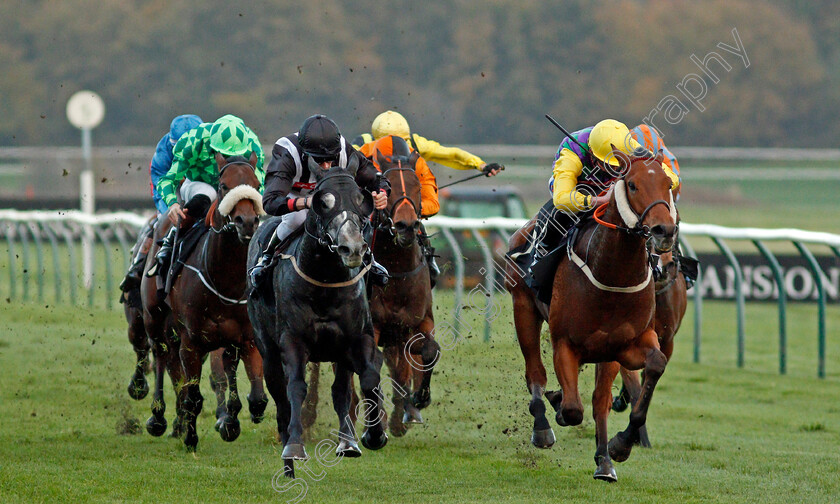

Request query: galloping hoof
[
  {"left": 170, "top": 416, "right": 186, "bottom": 438},
  {"left": 146, "top": 415, "right": 167, "bottom": 437},
  {"left": 127, "top": 373, "right": 149, "bottom": 400},
  {"left": 389, "top": 411, "right": 409, "bottom": 437},
  {"left": 214, "top": 404, "right": 227, "bottom": 432},
  {"left": 608, "top": 430, "right": 635, "bottom": 463},
  {"left": 184, "top": 433, "right": 198, "bottom": 453},
  {"left": 402, "top": 403, "right": 424, "bottom": 425},
  {"left": 530, "top": 428, "right": 556, "bottom": 449},
  {"left": 412, "top": 388, "right": 431, "bottom": 410},
  {"left": 361, "top": 429, "right": 388, "bottom": 451},
  {"left": 611, "top": 384, "right": 630, "bottom": 413},
  {"left": 593, "top": 461, "right": 617, "bottom": 482},
  {"left": 281, "top": 443, "right": 309, "bottom": 460},
  {"left": 247, "top": 393, "right": 268, "bottom": 424},
  {"left": 219, "top": 417, "right": 241, "bottom": 442},
  {"left": 336, "top": 438, "right": 362, "bottom": 458}
]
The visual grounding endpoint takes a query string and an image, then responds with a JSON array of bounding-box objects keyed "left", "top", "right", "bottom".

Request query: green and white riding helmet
[{"left": 209, "top": 115, "right": 250, "bottom": 157}]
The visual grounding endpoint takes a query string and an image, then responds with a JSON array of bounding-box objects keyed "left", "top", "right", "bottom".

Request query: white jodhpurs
[
  {"left": 274, "top": 210, "right": 308, "bottom": 242},
  {"left": 179, "top": 179, "right": 217, "bottom": 203}
]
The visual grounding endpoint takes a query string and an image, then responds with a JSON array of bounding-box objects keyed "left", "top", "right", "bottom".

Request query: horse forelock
[{"left": 218, "top": 185, "right": 266, "bottom": 217}]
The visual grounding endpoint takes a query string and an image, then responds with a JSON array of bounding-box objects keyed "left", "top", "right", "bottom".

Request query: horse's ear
[
  {"left": 358, "top": 190, "right": 374, "bottom": 216},
  {"left": 374, "top": 149, "right": 388, "bottom": 172},
  {"left": 248, "top": 151, "right": 258, "bottom": 168},
  {"left": 609, "top": 143, "right": 631, "bottom": 171},
  {"left": 214, "top": 151, "right": 227, "bottom": 169},
  {"left": 346, "top": 154, "right": 360, "bottom": 176},
  {"left": 408, "top": 151, "right": 420, "bottom": 171},
  {"left": 655, "top": 148, "right": 664, "bottom": 166},
  {"left": 309, "top": 155, "right": 326, "bottom": 181}
]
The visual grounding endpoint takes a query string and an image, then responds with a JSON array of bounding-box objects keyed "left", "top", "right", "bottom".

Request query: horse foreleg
[
  {"left": 552, "top": 341, "right": 584, "bottom": 427},
  {"left": 355, "top": 334, "right": 388, "bottom": 451},
  {"left": 180, "top": 341, "right": 205, "bottom": 452},
  {"left": 593, "top": 362, "right": 620, "bottom": 482},
  {"left": 384, "top": 345, "right": 412, "bottom": 437},
  {"left": 281, "top": 342, "right": 309, "bottom": 461},
  {"left": 408, "top": 316, "right": 440, "bottom": 412},
  {"left": 610, "top": 329, "right": 667, "bottom": 463},
  {"left": 165, "top": 342, "right": 187, "bottom": 439},
  {"left": 613, "top": 367, "right": 650, "bottom": 447},
  {"left": 511, "top": 288, "right": 553, "bottom": 447},
  {"left": 145, "top": 343, "right": 169, "bottom": 437},
  {"left": 262, "top": 342, "right": 295, "bottom": 477},
  {"left": 242, "top": 340, "right": 268, "bottom": 424},
  {"left": 300, "top": 363, "right": 320, "bottom": 434},
  {"left": 209, "top": 348, "right": 228, "bottom": 431},
  {"left": 219, "top": 346, "right": 242, "bottom": 442},
  {"left": 332, "top": 363, "right": 362, "bottom": 457},
  {"left": 126, "top": 309, "right": 150, "bottom": 400}
]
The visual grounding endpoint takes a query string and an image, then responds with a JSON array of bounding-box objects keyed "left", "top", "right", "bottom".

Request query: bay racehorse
[
  {"left": 142, "top": 152, "right": 268, "bottom": 450},
  {"left": 248, "top": 164, "right": 388, "bottom": 479},
  {"left": 506, "top": 146, "right": 677, "bottom": 481},
  {"left": 370, "top": 146, "right": 439, "bottom": 436}
]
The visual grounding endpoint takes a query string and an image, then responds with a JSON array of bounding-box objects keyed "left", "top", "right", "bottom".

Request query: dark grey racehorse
[{"left": 248, "top": 163, "right": 388, "bottom": 479}]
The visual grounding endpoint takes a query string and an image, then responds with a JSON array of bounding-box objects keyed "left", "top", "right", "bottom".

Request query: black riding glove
[{"left": 482, "top": 163, "right": 504, "bottom": 176}]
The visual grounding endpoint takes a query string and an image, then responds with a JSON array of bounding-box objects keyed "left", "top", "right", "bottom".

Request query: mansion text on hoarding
[{"left": 690, "top": 254, "right": 840, "bottom": 303}]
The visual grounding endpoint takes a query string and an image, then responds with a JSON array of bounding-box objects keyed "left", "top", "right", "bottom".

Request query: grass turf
[{"left": 0, "top": 293, "right": 838, "bottom": 503}]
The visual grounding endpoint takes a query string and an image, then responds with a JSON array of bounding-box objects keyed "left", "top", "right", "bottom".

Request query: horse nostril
[
  {"left": 234, "top": 215, "right": 244, "bottom": 225},
  {"left": 651, "top": 224, "right": 674, "bottom": 238},
  {"left": 413, "top": 221, "right": 421, "bottom": 230},
  {"left": 252, "top": 216, "right": 260, "bottom": 227},
  {"left": 337, "top": 245, "right": 351, "bottom": 256},
  {"left": 395, "top": 222, "right": 408, "bottom": 232}
]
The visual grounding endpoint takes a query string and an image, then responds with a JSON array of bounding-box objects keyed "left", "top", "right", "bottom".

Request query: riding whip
[
  {"left": 438, "top": 165, "right": 505, "bottom": 189},
  {"left": 545, "top": 114, "right": 588, "bottom": 152}
]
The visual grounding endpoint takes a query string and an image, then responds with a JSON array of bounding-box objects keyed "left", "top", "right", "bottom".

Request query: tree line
[{"left": 2, "top": 0, "right": 837, "bottom": 148}]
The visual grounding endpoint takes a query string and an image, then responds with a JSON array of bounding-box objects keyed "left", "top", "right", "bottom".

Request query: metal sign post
[{"left": 66, "top": 91, "right": 105, "bottom": 289}]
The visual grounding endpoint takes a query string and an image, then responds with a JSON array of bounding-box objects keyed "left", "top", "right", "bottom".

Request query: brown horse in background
[
  {"left": 370, "top": 145, "right": 439, "bottom": 436},
  {"left": 506, "top": 146, "right": 678, "bottom": 481}
]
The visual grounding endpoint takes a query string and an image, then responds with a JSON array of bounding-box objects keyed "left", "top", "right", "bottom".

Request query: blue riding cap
[{"left": 169, "top": 114, "right": 203, "bottom": 145}]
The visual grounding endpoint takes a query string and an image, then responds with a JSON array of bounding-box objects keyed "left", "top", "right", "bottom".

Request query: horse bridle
[
  {"left": 211, "top": 159, "right": 260, "bottom": 233},
  {"left": 304, "top": 172, "right": 369, "bottom": 254},
  {"left": 593, "top": 176, "right": 673, "bottom": 239},
  {"left": 377, "top": 165, "right": 421, "bottom": 237}
]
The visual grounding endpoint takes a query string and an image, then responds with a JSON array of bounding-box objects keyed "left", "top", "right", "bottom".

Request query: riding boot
[
  {"left": 417, "top": 224, "right": 439, "bottom": 288},
  {"left": 147, "top": 226, "right": 177, "bottom": 277},
  {"left": 119, "top": 251, "right": 148, "bottom": 292},
  {"left": 248, "top": 232, "right": 282, "bottom": 287}
]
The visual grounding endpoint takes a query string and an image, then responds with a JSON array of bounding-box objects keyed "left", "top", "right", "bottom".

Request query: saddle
[
  {"left": 159, "top": 221, "right": 210, "bottom": 296},
  {"left": 508, "top": 201, "right": 593, "bottom": 305}
]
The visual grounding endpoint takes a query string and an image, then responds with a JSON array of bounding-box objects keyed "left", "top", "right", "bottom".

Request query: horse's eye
[
  {"left": 627, "top": 181, "right": 637, "bottom": 192},
  {"left": 219, "top": 184, "right": 228, "bottom": 192}
]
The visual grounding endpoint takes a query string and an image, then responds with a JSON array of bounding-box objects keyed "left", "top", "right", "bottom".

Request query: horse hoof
[
  {"left": 608, "top": 432, "right": 634, "bottom": 463},
  {"left": 146, "top": 415, "right": 167, "bottom": 437},
  {"left": 248, "top": 394, "right": 268, "bottom": 424},
  {"left": 127, "top": 377, "right": 149, "bottom": 400},
  {"left": 555, "top": 411, "right": 568, "bottom": 427},
  {"left": 214, "top": 416, "right": 224, "bottom": 432},
  {"left": 412, "top": 389, "right": 431, "bottom": 410},
  {"left": 402, "top": 409, "right": 424, "bottom": 425},
  {"left": 219, "top": 418, "right": 241, "bottom": 442},
  {"left": 593, "top": 465, "right": 617, "bottom": 482},
  {"left": 531, "top": 428, "right": 556, "bottom": 449},
  {"left": 336, "top": 439, "right": 362, "bottom": 458},
  {"left": 361, "top": 430, "right": 388, "bottom": 451},
  {"left": 170, "top": 417, "right": 185, "bottom": 439},
  {"left": 184, "top": 433, "right": 198, "bottom": 453},
  {"left": 282, "top": 443, "right": 309, "bottom": 460},
  {"left": 611, "top": 396, "right": 629, "bottom": 413},
  {"left": 389, "top": 413, "right": 408, "bottom": 437}
]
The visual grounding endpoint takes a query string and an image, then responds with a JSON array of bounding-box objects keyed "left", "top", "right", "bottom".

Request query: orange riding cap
[{"left": 358, "top": 135, "right": 440, "bottom": 217}]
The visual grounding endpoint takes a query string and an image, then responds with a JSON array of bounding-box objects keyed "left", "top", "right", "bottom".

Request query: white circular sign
[{"left": 66, "top": 90, "right": 105, "bottom": 129}]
